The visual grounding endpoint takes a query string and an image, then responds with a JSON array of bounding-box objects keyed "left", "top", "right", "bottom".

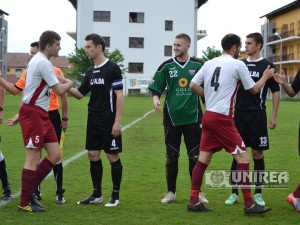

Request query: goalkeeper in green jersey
[{"left": 148, "top": 33, "right": 207, "bottom": 204}]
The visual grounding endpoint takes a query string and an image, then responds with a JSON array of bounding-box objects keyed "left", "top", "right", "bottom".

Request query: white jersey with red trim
[
  {"left": 192, "top": 54, "right": 255, "bottom": 116},
  {"left": 23, "top": 52, "right": 59, "bottom": 111}
]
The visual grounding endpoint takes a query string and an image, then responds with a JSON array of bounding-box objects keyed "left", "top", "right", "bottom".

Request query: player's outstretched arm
[
  {"left": 249, "top": 65, "right": 274, "bottom": 94},
  {"left": 190, "top": 81, "right": 204, "bottom": 97},
  {"left": 67, "top": 87, "right": 84, "bottom": 100},
  {"left": 52, "top": 79, "right": 73, "bottom": 96},
  {"left": 0, "top": 77, "right": 21, "bottom": 95},
  {"left": 274, "top": 71, "right": 296, "bottom": 97}
]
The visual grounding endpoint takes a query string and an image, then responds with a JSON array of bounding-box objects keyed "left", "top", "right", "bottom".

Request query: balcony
[
  {"left": 267, "top": 53, "right": 300, "bottom": 66},
  {"left": 196, "top": 30, "right": 207, "bottom": 41},
  {"left": 267, "top": 29, "right": 300, "bottom": 42}
]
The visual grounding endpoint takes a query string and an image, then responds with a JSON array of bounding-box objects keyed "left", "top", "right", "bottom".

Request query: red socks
[
  {"left": 237, "top": 163, "right": 255, "bottom": 208},
  {"left": 20, "top": 157, "right": 54, "bottom": 207},
  {"left": 189, "top": 161, "right": 207, "bottom": 205},
  {"left": 20, "top": 169, "right": 36, "bottom": 206}
]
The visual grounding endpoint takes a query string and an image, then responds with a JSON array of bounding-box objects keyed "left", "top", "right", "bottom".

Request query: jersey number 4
[{"left": 211, "top": 67, "right": 221, "bottom": 91}]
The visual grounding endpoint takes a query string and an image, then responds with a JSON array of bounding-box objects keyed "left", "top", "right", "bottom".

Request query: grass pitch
[{"left": 0, "top": 95, "right": 299, "bottom": 225}]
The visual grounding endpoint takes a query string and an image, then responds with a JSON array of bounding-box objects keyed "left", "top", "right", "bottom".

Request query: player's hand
[
  {"left": 112, "top": 121, "right": 121, "bottom": 138},
  {"left": 153, "top": 99, "right": 161, "bottom": 113},
  {"left": 61, "top": 120, "right": 68, "bottom": 132},
  {"left": 263, "top": 65, "right": 275, "bottom": 79},
  {"left": 274, "top": 70, "right": 286, "bottom": 85},
  {"left": 6, "top": 114, "right": 19, "bottom": 126},
  {"left": 57, "top": 76, "right": 66, "bottom": 83},
  {"left": 269, "top": 117, "right": 277, "bottom": 129}
]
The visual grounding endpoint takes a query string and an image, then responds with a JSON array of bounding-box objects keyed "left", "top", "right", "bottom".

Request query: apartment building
[
  {"left": 260, "top": 0, "right": 300, "bottom": 80},
  {"left": 69, "top": 0, "right": 208, "bottom": 95}
]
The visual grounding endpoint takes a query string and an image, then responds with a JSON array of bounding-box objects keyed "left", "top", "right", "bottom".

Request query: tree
[
  {"left": 198, "top": 46, "right": 222, "bottom": 65},
  {"left": 65, "top": 45, "right": 127, "bottom": 84}
]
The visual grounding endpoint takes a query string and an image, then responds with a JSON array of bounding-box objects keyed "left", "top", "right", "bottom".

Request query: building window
[
  {"left": 129, "top": 37, "right": 144, "bottom": 48},
  {"left": 128, "top": 63, "right": 144, "bottom": 73},
  {"left": 93, "top": 11, "right": 111, "bottom": 22},
  {"left": 165, "top": 20, "right": 173, "bottom": 31},
  {"left": 129, "top": 12, "right": 144, "bottom": 23},
  {"left": 102, "top": 36, "right": 110, "bottom": 48},
  {"left": 164, "top": 45, "right": 172, "bottom": 56}
]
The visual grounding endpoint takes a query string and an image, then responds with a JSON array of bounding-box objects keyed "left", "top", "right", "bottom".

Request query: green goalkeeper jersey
[{"left": 148, "top": 57, "right": 203, "bottom": 126}]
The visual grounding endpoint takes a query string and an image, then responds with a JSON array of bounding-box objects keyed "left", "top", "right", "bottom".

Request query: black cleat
[
  {"left": 34, "top": 191, "right": 42, "bottom": 201},
  {"left": 30, "top": 194, "right": 44, "bottom": 208},
  {"left": 187, "top": 202, "right": 212, "bottom": 212},
  {"left": 56, "top": 189, "right": 66, "bottom": 204},
  {"left": 76, "top": 195, "right": 103, "bottom": 205},
  {"left": 244, "top": 203, "right": 272, "bottom": 215},
  {"left": 18, "top": 204, "right": 46, "bottom": 212},
  {"left": 3, "top": 185, "right": 13, "bottom": 201}
]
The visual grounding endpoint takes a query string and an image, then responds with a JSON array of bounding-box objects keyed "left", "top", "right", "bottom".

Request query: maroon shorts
[
  {"left": 200, "top": 110, "right": 246, "bottom": 154},
  {"left": 19, "top": 104, "right": 58, "bottom": 150}
]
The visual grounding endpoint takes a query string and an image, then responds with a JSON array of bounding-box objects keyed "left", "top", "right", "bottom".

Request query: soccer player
[
  {"left": 274, "top": 69, "right": 300, "bottom": 212},
  {"left": 187, "top": 33, "right": 274, "bottom": 214},
  {"left": 68, "top": 33, "right": 124, "bottom": 207},
  {"left": 225, "top": 33, "right": 280, "bottom": 206},
  {"left": 0, "top": 73, "right": 12, "bottom": 201},
  {"left": 0, "top": 41, "right": 69, "bottom": 204},
  {"left": 15, "top": 31, "right": 73, "bottom": 212},
  {"left": 148, "top": 33, "right": 207, "bottom": 204}
]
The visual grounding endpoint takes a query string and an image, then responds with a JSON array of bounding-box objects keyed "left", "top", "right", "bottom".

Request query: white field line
[{"left": 0, "top": 109, "right": 154, "bottom": 207}]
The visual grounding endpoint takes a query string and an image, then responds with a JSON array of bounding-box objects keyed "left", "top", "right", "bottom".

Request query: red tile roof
[{"left": 7, "top": 53, "right": 72, "bottom": 69}]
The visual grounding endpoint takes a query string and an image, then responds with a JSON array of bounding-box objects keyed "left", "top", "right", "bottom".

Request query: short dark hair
[
  {"left": 175, "top": 33, "right": 191, "bottom": 44},
  {"left": 30, "top": 41, "right": 39, "bottom": 49},
  {"left": 221, "top": 34, "right": 241, "bottom": 51},
  {"left": 85, "top": 33, "right": 106, "bottom": 52},
  {"left": 246, "top": 32, "right": 264, "bottom": 49},
  {"left": 39, "top": 30, "right": 61, "bottom": 51}
]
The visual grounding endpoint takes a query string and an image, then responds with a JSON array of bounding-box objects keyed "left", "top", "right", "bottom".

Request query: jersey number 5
[{"left": 211, "top": 67, "right": 221, "bottom": 91}]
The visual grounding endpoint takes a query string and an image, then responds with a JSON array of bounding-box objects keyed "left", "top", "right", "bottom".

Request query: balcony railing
[
  {"left": 268, "top": 29, "right": 300, "bottom": 42},
  {"left": 267, "top": 53, "right": 295, "bottom": 62}
]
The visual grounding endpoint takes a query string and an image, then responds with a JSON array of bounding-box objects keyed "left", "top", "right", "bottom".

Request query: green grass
[{"left": 0, "top": 95, "right": 299, "bottom": 224}]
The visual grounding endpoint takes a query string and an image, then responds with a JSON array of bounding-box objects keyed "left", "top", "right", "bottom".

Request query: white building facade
[{"left": 73, "top": 0, "right": 207, "bottom": 95}]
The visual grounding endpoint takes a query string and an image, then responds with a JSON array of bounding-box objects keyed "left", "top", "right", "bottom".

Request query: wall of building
[
  {"left": 261, "top": 6, "right": 300, "bottom": 79},
  {"left": 76, "top": 0, "right": 198, "bottom": 95}
]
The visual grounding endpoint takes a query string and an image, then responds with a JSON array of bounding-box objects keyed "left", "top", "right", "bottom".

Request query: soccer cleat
[
  {"left": 199, "top": 192, "right": 209, "bottom": 204},
  {"left": 56, "top": 189, "right": 66, "bottom": 204},
  {"left": 287, "top": 193, "right": 300, "bottom": 212},
  {"left": 187, "top": 202, "right": 212, "bottom": 212},
  {"left": 160, "top": 191, "right": 176, "bottom": 204},
  {"left": 34, "top": 191, "right": 42, "bottom": 201},
  {"left": 30, "top": 194, "right": 44, "bottom": 208},
  {"left": 254, "top": 193, "right": 265, "bottom": 206},
  {"left": 3, "top": 185, "right": 13, "bottom": 201},
  {"left": 225, "top": 193, "right": 238, "bottom": 205},
  {"left": 76, "top": 196, "right": 103, "bottom": 205},
  {"left": 18, "top": 204, "right": 46, "bottom": 212},
  {"left": 244, "top": 203, "right": 272, "bottom": 214},
  {"left": 104, "top": 198, "right": 119, "bottom": 207}
]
